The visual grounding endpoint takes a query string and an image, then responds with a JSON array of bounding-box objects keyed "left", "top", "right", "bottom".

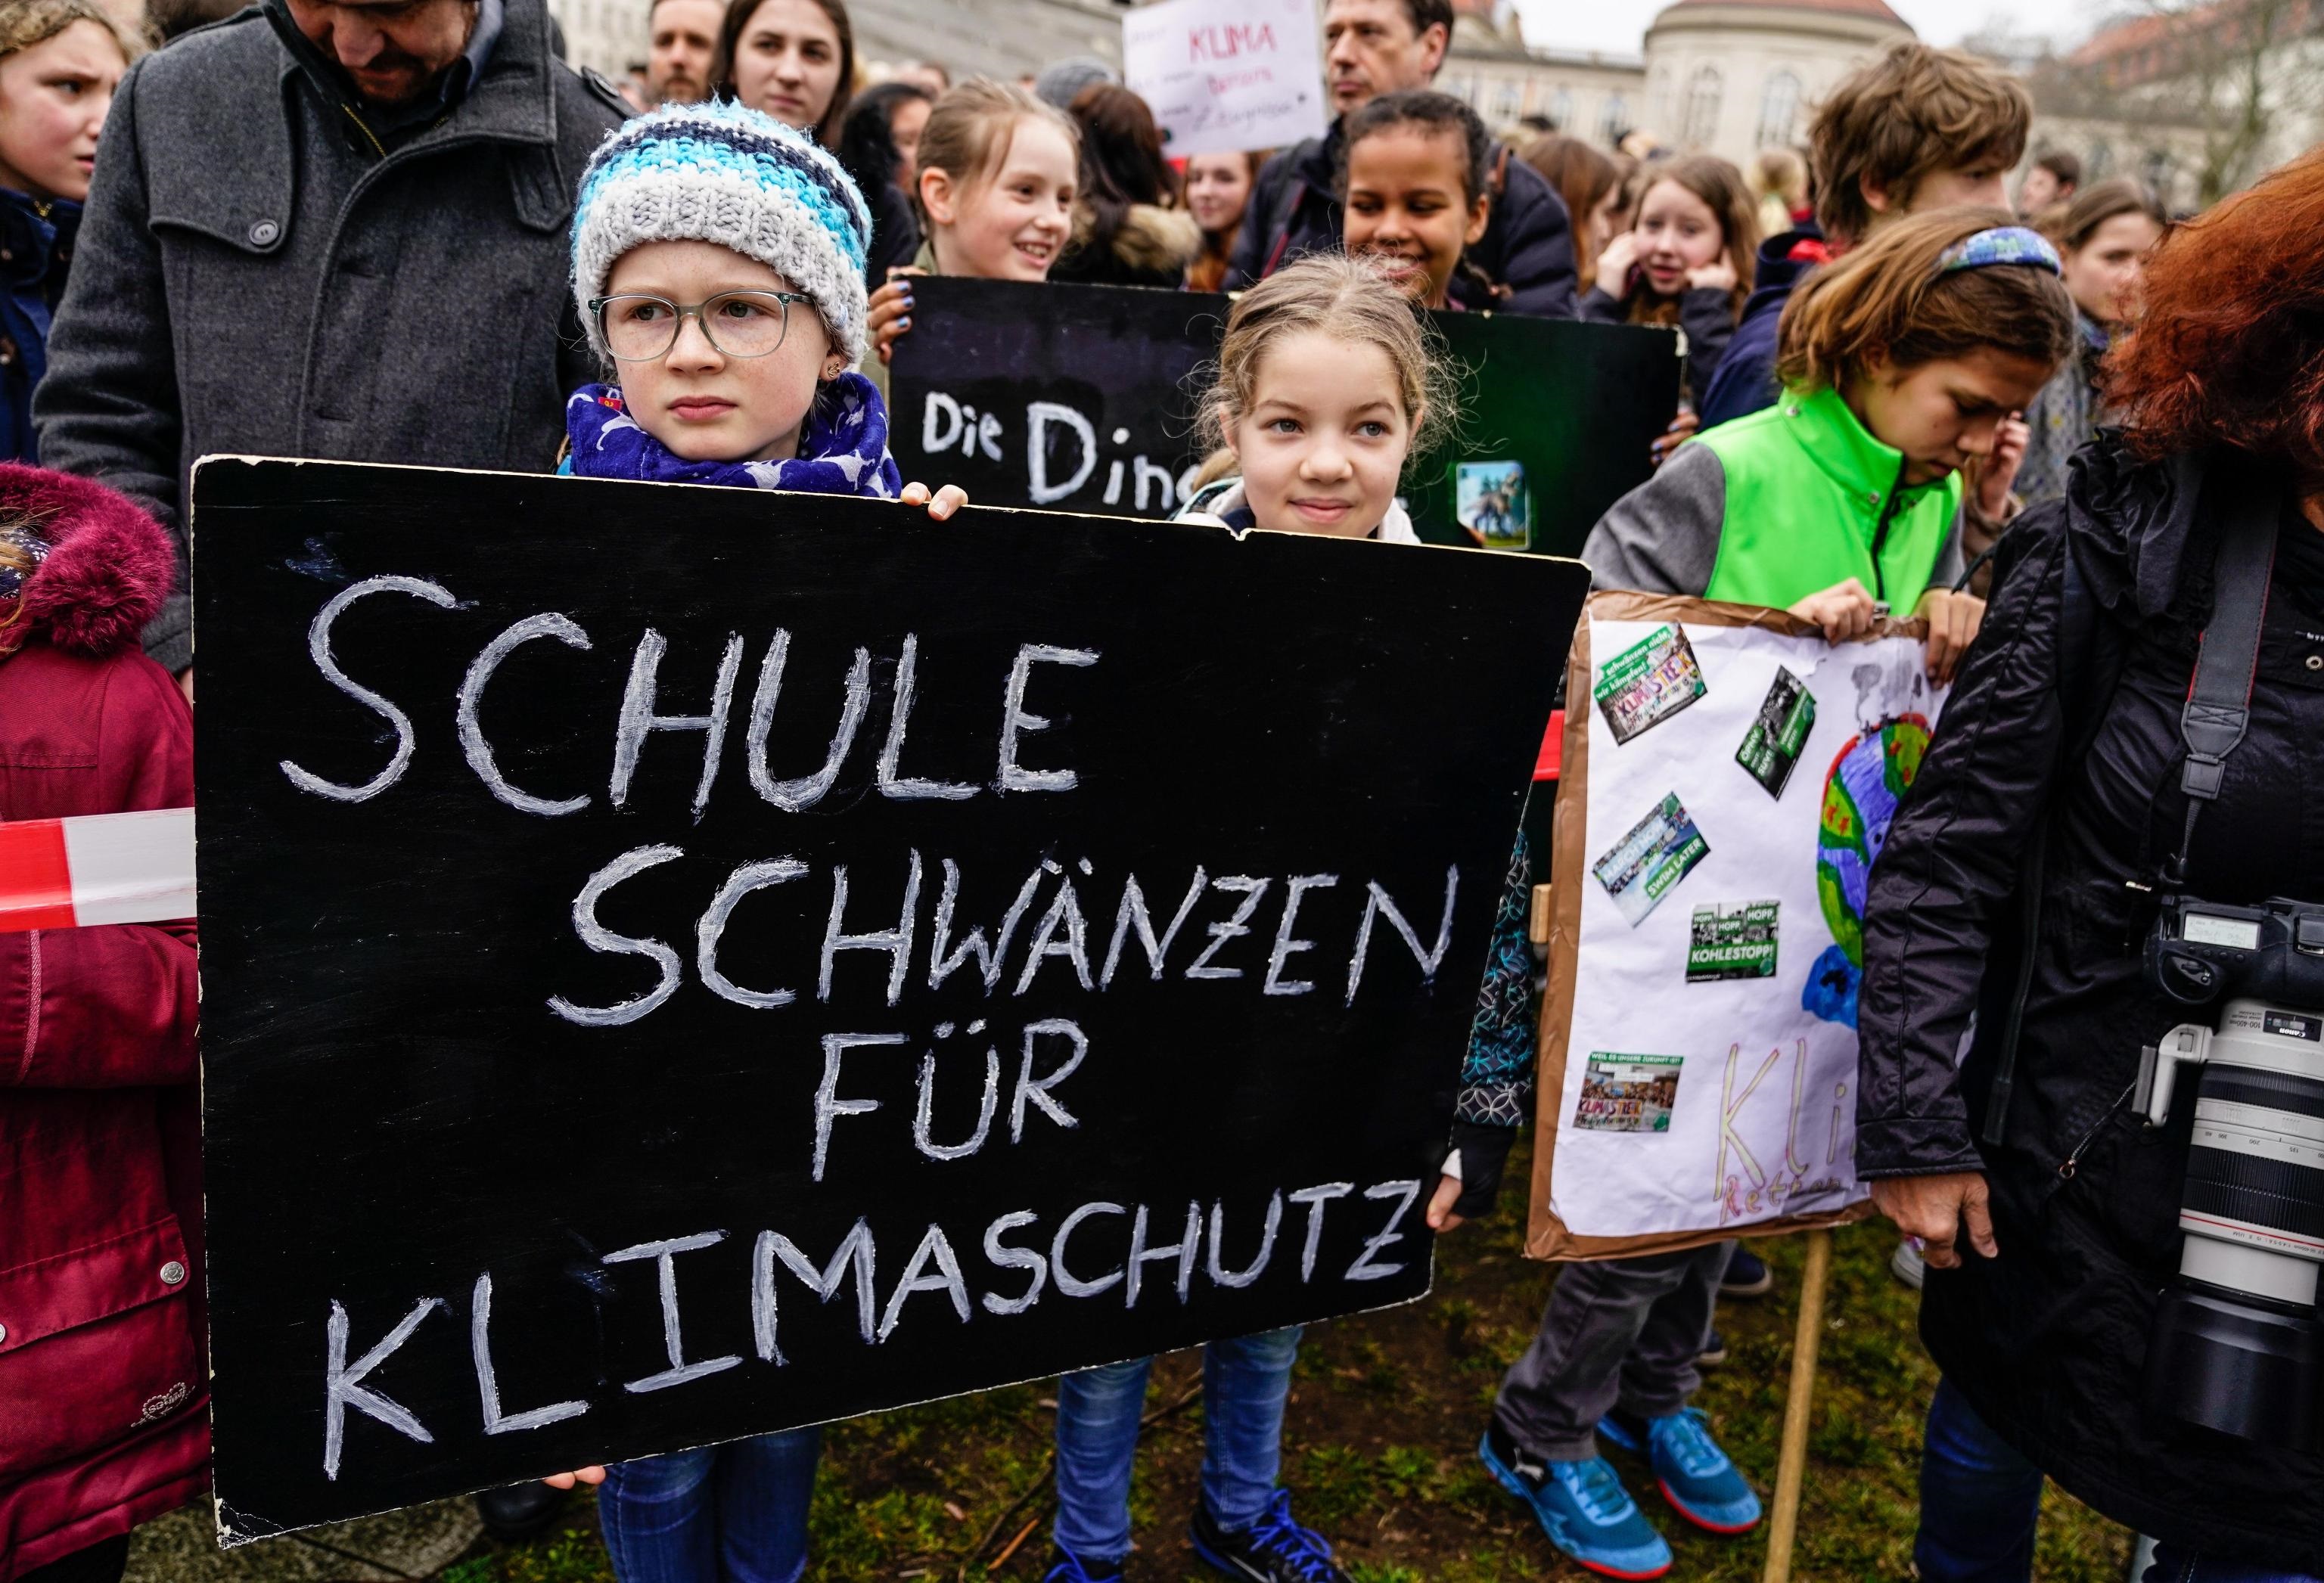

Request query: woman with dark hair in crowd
[
  {"left": 716, "top": 0, "right": 851, "bottom": 147},
  {"left": 2012, "top": 176, "right": 2168, "bottom": 508},
  {"left": 835, "top": 79, "right": 931, "bottom": 283},
  {"left": 1183, "top": 148, "right": 1263, "bottom": 294},
  {"left": 0, "top": 0, "right": 130, "bottom": 464},
  {"left": 1047, "top": 82, "right": 1198, "bottom": 290},
  {"left": 1521, "top": 133, "right": 1620, "bottom": 294},
  {"left": 1858, "top": 148, "right": 2324, "bottom": 1583}
]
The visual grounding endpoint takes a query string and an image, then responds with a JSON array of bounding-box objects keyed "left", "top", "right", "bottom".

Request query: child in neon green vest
[
  {"left": 1450, "top": 213, "right": 2077, "bottom": 1578},
  {"left": 1586, "top": 210, "right": 2078, "bottom": 684}
]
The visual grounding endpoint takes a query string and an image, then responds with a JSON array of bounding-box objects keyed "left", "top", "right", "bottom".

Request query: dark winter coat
[
  {"left": 1049, "top": 200, "right": 1202, "bottom": 290},
  {"left": 1577, "top": 281, "right": 1738, "bottom": 407},
  {"left": 33, "top": 0, "right": 626, "bottom": 674},
  {"left": 0, "top": 191, "right": 77, "bottom": 466},
  {"left": 1225, "top": 123, "right": 1579, "bottom": 318},
  {"left": 0, "top": 466, "right": 200, "bottom": 1581},
  {"left": 1856, "top": 437, "right": 2324, "bottom": 1566},
  {"left": 866, "top": 179, "right": 921, "bottom": 285},
  {"left": 1695, "top": 222, "right": 1824, "bottom": 431}
]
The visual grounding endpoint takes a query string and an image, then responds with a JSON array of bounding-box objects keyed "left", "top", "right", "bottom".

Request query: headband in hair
[{"left": 1937, "top": 226, "right": 2062, "bottom": 277}]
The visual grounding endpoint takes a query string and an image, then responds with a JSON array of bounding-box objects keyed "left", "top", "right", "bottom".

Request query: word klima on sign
[{"left": 1187, "top": 20, "right": 1277, "bottom": 61}]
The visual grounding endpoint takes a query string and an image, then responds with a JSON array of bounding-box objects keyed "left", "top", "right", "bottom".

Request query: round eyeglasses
[{"left": 589, "top": 290, "right": 813, "bottom": 362}]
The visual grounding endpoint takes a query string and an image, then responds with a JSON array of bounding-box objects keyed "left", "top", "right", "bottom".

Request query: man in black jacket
[
  {"left": 34, "top": 0, "right": 627, "bottom": 680},
  {"left": 1224, "top": 0, "right": 1575, "bottom": 318}
]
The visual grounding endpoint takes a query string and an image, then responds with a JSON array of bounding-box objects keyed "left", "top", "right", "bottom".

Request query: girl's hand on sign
[
  {"left": 541, "top": 1467, "right": 607, "bottom": 1490},
  {"left": 868, "top": 268, "right": 924, "bottom": 366},
  {"left": 1425, "top": 1173, "right": 1466, "bottom": 1233},
  {"left": 1788, "top": 578, "right": 1878, "bottom": 644},
  {"left": 899, "top": 480, "right": 968, "bottom": 520},
  {"left": 1915, "top": 587, "right": 1984, "bottom": 684},
  {"left": 1649, "top": 407, "right": 1699, "bottom": 468}
]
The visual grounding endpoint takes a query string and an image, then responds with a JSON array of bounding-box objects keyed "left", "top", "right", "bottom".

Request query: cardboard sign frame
[{"left": 1523, "top": 589, "right": 1930, "bottom": 1262}]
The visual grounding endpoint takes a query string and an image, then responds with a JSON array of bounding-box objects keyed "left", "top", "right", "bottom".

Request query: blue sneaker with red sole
[
  {"left": 1479, "top": 1420, "right": 1673, "bottom": 1579},
  {"left": 1599, "top": 1407, "right": 1763, "bottom": 1534}
]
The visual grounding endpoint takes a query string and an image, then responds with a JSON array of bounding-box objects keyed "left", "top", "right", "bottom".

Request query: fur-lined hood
[
  {"left": 1069, "top": 201, "right": 1203, "bottom": 274},
  {"left": 0, "top": 464, "right": 176, "bottom": 657}
]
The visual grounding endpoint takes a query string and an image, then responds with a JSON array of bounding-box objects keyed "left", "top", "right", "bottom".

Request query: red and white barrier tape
[{"left": 0, "top": 809, "right": 195, "bottom": 932}]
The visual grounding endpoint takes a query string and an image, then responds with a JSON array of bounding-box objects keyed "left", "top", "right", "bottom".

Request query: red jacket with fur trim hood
[{"left": 0, "top": 464, "right": 202, "bottom": 1577}]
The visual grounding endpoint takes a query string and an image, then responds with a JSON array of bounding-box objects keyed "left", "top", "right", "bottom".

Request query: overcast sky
[{"left": 1508, "top": 0, "right": 2102, "bottom": 59}]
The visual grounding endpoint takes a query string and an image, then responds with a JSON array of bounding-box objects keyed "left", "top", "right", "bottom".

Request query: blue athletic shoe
[
  {"left": 1599, "top": 1407, "right": 1763, "bottom": 1535},
  {"left": 1189, "top": 1488, "right": 1349, "bottom": 1582},
  {"left": 1479, "top": 1420, "right": 1673, "bottom": 1579}
]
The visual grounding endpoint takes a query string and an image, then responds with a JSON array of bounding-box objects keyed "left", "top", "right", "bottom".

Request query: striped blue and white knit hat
[{"left": 572, "top": 101, "right": 875, "bottom": 367}]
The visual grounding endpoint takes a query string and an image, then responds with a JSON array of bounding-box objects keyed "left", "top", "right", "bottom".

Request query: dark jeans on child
[
  {"left": 1493, "top": 1240, "right": 1730, "bottom": 1460},
  {"left": 1916, "top": 1375, "right": 2320, "bottom": 1583},
  {"left": 598, "top": 1426, "right": 822, "bottom": 1583},
  {"left": 1053, "top": 1327, "right": 1302, "bottom": 1563}
]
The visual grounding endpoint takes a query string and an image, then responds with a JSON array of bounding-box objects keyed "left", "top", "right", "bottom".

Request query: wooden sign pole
[{"left": 1760, "top": 1227, "right": 1833, "bottom": 1583}]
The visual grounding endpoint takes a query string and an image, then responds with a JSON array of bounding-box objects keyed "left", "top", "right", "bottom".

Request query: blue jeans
[
  {"left": 1918, "top": 1376, "right": 2318, "bottom": 1583},
  {"left": 598, "top": 1426, "right": 822, "bottom": 1583},
  {"left": 1052, "top": 1326, "right": 1303, "bottom": 1563}
]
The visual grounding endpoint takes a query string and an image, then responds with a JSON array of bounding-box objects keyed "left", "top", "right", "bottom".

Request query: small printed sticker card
[
  {"left": 1593, "top": 624, "right": 1707, "bottom": 745},
  {"left": 1456, "top": 459, "right": 1532, "bottom": 551},
  {"left": 1591, "top": 791, "right": 1709, "bottom": 927},
  {"left": 1574, "top": 1054, "right": 1684, "bottom": 1133},
  {"left": 1735, "top": 666, "right": 1816, "bottom": 797},
  {"left": 1686, "top": 900, "right": 1780, "bottom": 982}
]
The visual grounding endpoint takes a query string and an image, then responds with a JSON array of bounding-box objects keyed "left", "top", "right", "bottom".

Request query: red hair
[{"left": 2110, "top": 148, "right": 2324, "bottom": 477}]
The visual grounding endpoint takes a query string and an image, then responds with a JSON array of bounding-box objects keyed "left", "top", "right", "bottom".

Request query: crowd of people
[{"left": 0, "top": 0, "right": 2319, "bottom": 1579}]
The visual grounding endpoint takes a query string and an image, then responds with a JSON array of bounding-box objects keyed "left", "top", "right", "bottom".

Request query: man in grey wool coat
[{"left": 34, "top": 0, "right": 629, "bottom": 684}]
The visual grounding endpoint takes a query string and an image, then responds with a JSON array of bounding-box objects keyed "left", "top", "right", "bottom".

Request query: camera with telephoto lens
[{"left": 2137, "top": 894, "right": 2324, "bottom": 1449}]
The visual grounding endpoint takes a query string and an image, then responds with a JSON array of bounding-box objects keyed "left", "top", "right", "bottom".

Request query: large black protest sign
[
  {"left": 887, "top": 276, "right": 1682, "bottom": 555},
  {"left": 191, "top": 458, "right": 1587, "bottom": 1539}
]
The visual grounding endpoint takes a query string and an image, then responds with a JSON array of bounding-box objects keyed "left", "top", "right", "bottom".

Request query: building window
[
  {"left": 1494, "top": 80, "right": 1523, "bottom": 125},
  {"left": 1757, "top": 71, "right": 1800, "bottom": 147},
  {"left": 1684, "top": 67, "right": 1723, "bottom": 147},
  {"left": 2086, "top": 141, "right": 2114, "bottom": 178},
  {"left": 1599, "top": 93, "right": 1629, "bottom": 147},
  {"left": 1549, "top": 86, "right": 1573, "bottom": 129}
]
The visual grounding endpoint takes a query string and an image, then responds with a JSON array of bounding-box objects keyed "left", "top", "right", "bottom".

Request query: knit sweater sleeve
[
  {"left": 1456, "top": 828, "right": 1537, "bottom": 1127},
  {"left": 1579, "top": 439, "right": 1727, "bottom": 597}
]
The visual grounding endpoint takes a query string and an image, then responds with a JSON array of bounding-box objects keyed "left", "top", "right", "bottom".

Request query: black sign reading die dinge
[{"left": 190, "top": 458, "right": 1584, "bottom": 1540}]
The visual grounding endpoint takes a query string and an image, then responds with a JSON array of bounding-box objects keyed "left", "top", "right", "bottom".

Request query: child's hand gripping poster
[{"left": 1527, "top": 591, "right": 1947, "bottom": 1260}]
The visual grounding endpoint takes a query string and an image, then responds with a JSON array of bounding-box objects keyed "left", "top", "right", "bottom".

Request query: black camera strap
[
  {"left": 1981, "top": 476, "right": 2276, "bottom": 1150},
  {"left": 2167, "top": 488, "right": 2279, "bottom": 883}
]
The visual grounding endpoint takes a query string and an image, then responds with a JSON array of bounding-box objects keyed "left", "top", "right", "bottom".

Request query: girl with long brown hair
[{"left": 1580, "top": 154, "right": 1759, "bottom": 407}]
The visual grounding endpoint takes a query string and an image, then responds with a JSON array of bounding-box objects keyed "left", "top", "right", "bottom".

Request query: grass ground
[{"left": 443, "top": 1137, "right": 2133, "bottom": 1582}]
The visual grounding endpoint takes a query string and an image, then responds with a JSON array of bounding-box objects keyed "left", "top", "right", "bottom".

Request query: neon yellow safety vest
[{"left": 1696, "top": 384, "right": 1963, "bottom": 613}]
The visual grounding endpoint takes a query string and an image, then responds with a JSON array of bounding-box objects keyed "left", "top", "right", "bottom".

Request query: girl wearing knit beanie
[
  {"left": 565, "top": 98, "right": 965, "bottom": 523},
  {"left": 552, "top": 99, "right": 963, "bottom": 1583}
]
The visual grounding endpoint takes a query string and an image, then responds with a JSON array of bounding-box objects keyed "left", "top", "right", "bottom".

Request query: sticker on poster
[
  {"left": 1575, "top": 1054, "right": 1684, "bottom": 1132},
  {"left": 1456, "top": 459, "right": 1531, "bottom": 551},
  {"left": 1736, "top": 667, "right": 1816, "bottom": 797},
  {"left": 1592, "top": 791, "right": 1709, "bottom": 927},
  {"left": 1592, "top": 624, "right": 1707, "bottom": 745},
  {"left": 1687, "top": 900, "right": 1780, "bottom": 982}
]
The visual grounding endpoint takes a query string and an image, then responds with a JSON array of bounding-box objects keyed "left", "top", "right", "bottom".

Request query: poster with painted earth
[{"left": 1545, "top": 610, "right": 1944, "bottom": 1243}]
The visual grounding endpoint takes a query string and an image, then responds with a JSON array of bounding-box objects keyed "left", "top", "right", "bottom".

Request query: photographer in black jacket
[{"left": 1856, "top": 150, "right": 2324, "bottom": 1581}]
